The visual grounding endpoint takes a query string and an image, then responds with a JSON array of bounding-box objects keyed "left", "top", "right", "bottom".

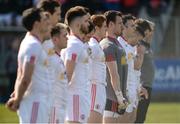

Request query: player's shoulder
[
  {"left": 100, "top": 38, "right": 115, "bottom": 49},
  {"left": 42, "top": 39, "right": 54, "bottom": 50},
  {"left": 20, "top": 36, "right": 42, "bottom": 54},
  {"left": 67, "top": 38, "right": 84, "bottom": 50},
  {"left": 89, "top": 37, "right": 98, "bottom": 45},
  {"left": 23, "top": 33, "right": 41, "bottom": 46}
]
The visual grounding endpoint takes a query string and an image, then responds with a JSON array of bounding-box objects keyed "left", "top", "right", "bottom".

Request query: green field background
[{"left": 0, "top": 102, "right": 180, "bottom": 123}]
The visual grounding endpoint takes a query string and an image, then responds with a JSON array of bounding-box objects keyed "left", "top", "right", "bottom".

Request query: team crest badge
[
  {"left": 87, "top": 47, "right": 92, "bottom": 56},
  {"left": 48, "top": 48, "right": 55, "bottom": 56},
  {"left": 80, "top": 114, "right": 85, "bottom": 120},
  {"left": 95, "top": 104, "right": 100, "bottom": 110}
]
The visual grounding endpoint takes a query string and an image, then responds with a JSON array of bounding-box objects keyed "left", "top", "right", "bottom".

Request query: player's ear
[
  {"left": 95, "top": 26, "right": 98, "bottom": 31},
  {"left": 52, "top": 36, "right": 57, "bottom": 43},
  {"left": 109, "top": 21, "right": 114, "bottom": 28}
]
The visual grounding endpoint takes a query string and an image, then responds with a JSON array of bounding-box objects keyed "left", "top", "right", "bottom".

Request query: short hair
[
  {"left": 134, "top": 25, "right": 145, "bottom": 37},
  {"left": 22, "top": 7, "right": 42, "bottom": 31},
  {"left": 122, "top": 14, "right": 136, "bottom": 25},
  {"left": 135, "top": 19, "right": 152, "bottom": 32},
  {"left": 51, "top": 23, "right": 68, "bottom": 37},
  {"left": 91, "top": 14, "right": 106, "bottom": 28},
  {"left": 65, "top": 6, "right": 87, "bottom": 26},
  {"left": 145, "top": 19, "right": 155, "bottom": 31},
  {"left": 37, "top": 0, "right": 60, "bottom": 15},
  {"left": 87, "top": 21, "right": 95, "bottom": 34},
  {"left": 104, "top": 10, "right": 122, "bottom": 26}
]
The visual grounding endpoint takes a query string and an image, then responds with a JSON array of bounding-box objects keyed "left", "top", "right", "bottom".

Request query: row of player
[{"left": 6, "top": 0, "right": 154, "bottom": 123}]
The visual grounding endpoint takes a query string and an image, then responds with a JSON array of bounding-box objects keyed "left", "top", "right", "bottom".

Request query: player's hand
[
  {"left": 6, "top": 97, "right": 20, "bottom": 112},
  {"left": 139, "top": 87, "right": 148, "bottom": 100},
  {"left": 118, "top": 98, "right": 129, "bottom": 110},
  {"left": 136, "top": 44, "right": 146, "bottom": 55},
  {"left": 115, "top": 91, "right": 128, "bottom": 109},
  {"left": 10, "top": 91, "right": 15, "bottom": 98}
]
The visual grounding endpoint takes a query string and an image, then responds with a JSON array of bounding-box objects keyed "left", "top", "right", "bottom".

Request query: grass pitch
[{"left": 0, "top": 102, "right": 180, "bottom": 123}]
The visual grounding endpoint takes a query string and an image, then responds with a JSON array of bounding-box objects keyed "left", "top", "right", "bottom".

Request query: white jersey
[
  {"left": 43, "top": 39, "right": 54, "bottom": 54},
  {"left": 118, "top": 36, "right": 141, "bottom": 112},
  {"left": 42, "top": 40, "right": 68, "bottom": 106},
  {"left": 43, "top": 40, "right": 68, "bottom": 123},
  {"left": 42, "top": 39, "right": 54, "bottom": 96},
  {"left": 88, "top": 37, "right": 106, "bottom": 85},
  {"left": 18, "top": 33, "right": 50, "bottom": 97},
  {"left": 65, "top": 35, "right": 90, "bottom": 93},
  {"left": 52, "top": 53, "right": 68, "bottom": 106},
  {"left": 117, "top": 36, "right": 137, "bottom": 85}
]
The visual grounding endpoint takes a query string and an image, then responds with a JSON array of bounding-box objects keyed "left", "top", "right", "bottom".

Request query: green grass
[
  {"left": 0, "top": 103, "right": 180, "bottom": 123},
  {"left": 0, "top": 104, "right": 19, "bottom": 123},
  {"left": 145, "top": 102, "right": 180, "bottom": 123}
]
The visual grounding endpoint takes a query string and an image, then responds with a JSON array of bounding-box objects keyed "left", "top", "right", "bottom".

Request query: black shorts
[{"left": 105, "top": 99, "right": 126, "bottom": 115}]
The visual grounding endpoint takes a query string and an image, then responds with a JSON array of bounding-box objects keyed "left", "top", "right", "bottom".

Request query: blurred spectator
[
  {"left": 0, "top": 0, "right": 33, "bottom": 26},
  {"left": 103, "top": 0, "right": 121, "bottom": 11},
  {"left": 121, "top": 0, "right": 141, "bottom": 16},
  {"left": 0, "top": 0, "right": 15, "bottom": 26},
  {"left": 138, "top": 0, "right": 174, "bottom": 54},
  {"left": 61, "top": 0, "right": 97, "bottom": 20}
]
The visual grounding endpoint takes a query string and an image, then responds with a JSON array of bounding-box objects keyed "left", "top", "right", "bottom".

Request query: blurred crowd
[{"left": 0, "top": 0, "right": 172, "bottom": 26}]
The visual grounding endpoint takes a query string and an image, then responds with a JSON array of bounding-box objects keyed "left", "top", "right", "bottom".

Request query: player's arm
[
  {"left": 10, "top": 62, "right": 22, "bottom": 98},
  {"left": 6, "top": 44, "right": 39, "bottom": 112},
  {"left": 16, "top": 61, "right": 34, "bottom": 101},
  {"left": 106, "top": 61, "right": 121, "bottom": 91},
  {"left": 106, "top": 61, "right": 125, "bottom": 104},
  {"left": 102, "top": 44, "right": 125, "bottom": 105},
  {"left": 64, "top": 46, "right": 78, "bottom": 82},
  {"left": 65, "top": 59, "right": 76, "bottom": 82},
  {"left": 6, "top": 59, "right": 35, "bottom": 112},
  {"left": 134, "top": 44, "right": 145, "bottom": 70}
]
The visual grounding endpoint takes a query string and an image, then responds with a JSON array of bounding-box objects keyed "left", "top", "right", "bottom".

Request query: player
[
  {"left": 135, "top": 19, "right": 155, "bottom": 123},
  {"left": 87, "top": 14, "right": 107, "bottom": 123},
  {"left": 63, "top": 6, "right": 91, "bottom": 123},
  {"left": 117, "top": 14, "right": 146, "bottom": 122},
  {"left": 6, "top": 8, "right": 51, "bottom": 123},
  {"left": 100, "top": 10, "right": 128, "bottom": 123}
]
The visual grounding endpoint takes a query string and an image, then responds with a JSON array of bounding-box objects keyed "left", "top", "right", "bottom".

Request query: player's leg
[
  {"left": 103, "top": 111, "right": 119, "bottom": 123},
  {"left": 18, "top": 98, "right": 49, "bottom": 123},
  {"left": 65, "top": 94, "right": 90, "bottom": 123},
  {"left": 135, "top": 87, "right": 152, "bottom": 123},
  {"left": 88, "top": 83, "right": 106, "bottom": 123},
  {"left": 103, "top": 99, "right": 122, "bottom": 123},
  {"left": 118, "top": 85, "right": 138, "bottom": 123}
]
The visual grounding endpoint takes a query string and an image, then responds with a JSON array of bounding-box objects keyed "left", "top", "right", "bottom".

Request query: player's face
[
  {"left": 56, "top": 28, "right": 68, "bottom": 49},
  {"left": 51, "top": 7, "right": 61, "bottom": 26},
  {"left": 114, "top": 16, "right": 123, "bottom": 36},
  {"left": 80, "top": 14, "right": 90, "bottom": 34},
  {"left": 144, "top": 29, "right": 153, "bottom": 43},
  {"left": 125, "top": 19, "right": 135, "bottom": 35},
  {"left": 39, "top": 12, "right": 51, "bottom": 40},
  {"left": 131, "top": 30, "right": 144, "bottom": 46},
  {"left": 99, "top": 21, "right": 107, "bottom": 39}
]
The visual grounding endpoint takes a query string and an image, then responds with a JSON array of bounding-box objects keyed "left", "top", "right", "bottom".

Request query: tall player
[
  {"left": 87, "top": 14, "right": 107, "bottom": 123},
  {"left": 6, "top": 8, "right": 51, "bottom": 123},
  {"left": 37, "top": 0, "right": 61, "bottom": 54},
  {"left": 100, "top": 10, "right": 128, "bottom": 123},
  {"left": 64, "top": 6, "right": 91, "bottom": 123}
]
